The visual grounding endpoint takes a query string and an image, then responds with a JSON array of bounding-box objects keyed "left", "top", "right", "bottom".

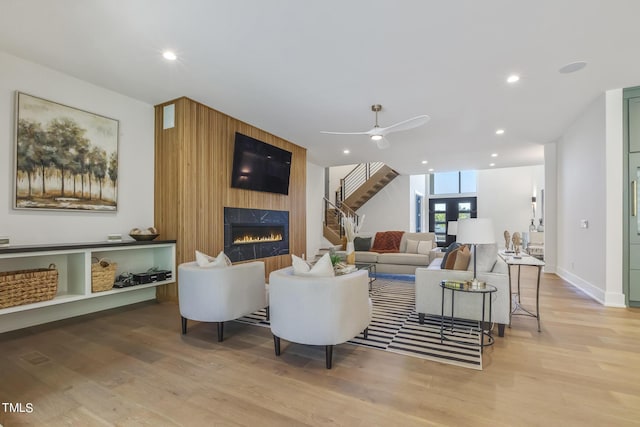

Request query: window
[
  {"left": 431, "top": 170, "right": 477, "bottom": 195},
  {"left": 429, "top": 197, "right": 477, "bottom": 247}
]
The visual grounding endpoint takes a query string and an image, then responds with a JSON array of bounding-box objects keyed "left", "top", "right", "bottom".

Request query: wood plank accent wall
[{"left": 154, "top": 97, "right": 306, "bottom": 300}]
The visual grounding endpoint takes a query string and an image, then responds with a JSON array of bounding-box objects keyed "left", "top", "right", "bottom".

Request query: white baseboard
[{"left": 556, "top": 267, "right": 626, "bottom": 307}]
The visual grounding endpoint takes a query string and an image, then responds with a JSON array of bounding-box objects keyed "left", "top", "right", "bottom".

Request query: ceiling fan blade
[
  {"left": 376, "top": 136, "right": 391, "bottom": 149},
  {"left": 379, "top": 115, "right": 430, "bottom": 135},
  {"left": 320, "top": 130, "right": 371, "bottom": 135}
]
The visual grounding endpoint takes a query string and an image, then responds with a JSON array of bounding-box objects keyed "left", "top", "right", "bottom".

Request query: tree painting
[{"left": 14, "top": 92, "right": 118, "bottom": 211}]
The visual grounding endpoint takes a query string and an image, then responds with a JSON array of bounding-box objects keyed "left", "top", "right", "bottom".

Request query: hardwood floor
[{"left": 1, "top": 271, "right": 639, "bottom": 426}]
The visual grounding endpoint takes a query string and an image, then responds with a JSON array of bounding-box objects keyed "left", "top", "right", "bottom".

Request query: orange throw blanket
[{"left": 371, "top": 231, "right": 404, "bottom": 253}]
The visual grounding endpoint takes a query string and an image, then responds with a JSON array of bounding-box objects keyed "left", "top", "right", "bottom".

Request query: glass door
[{"left": 429, "top": 197, "right": 477, "bottom": 247}]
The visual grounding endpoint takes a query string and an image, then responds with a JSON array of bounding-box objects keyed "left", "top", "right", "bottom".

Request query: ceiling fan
[{"left": 320, "top": 104, "right": 430, "bottom": 149}]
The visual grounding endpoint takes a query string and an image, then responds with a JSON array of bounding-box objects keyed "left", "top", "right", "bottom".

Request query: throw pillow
[
  {"left": 440, "top": 242, "right": 462, "bottom": 268},
  {"left": 292, "top": 253, "right": 335, "bottom": 277},
  {"left": 453, "top": 245, "right": 471, "bottom": 270},
  {"left": 353, "top": 236, "right": 372, "bottom": 252},
  {"left": 291, "top": 254, "right": 311, "bottom": 274},
  {"left": 405, "top": 239, "right": 419, "bottom": 253},
  {"left": 444, "top": 246, "right": 461, "bottom": 269},
  {"left": 417, "top": 240, "right": 432, "bottom": 255},
  {"left": 195, "top": 250, "right": 231, "bottom": 268},
  {"left": 371, "top": 231, "right": 404, "bottom": 253}
]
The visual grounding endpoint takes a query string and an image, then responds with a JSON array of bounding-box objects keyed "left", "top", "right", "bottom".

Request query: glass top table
[
  {"left": 335, "top": 263, "right": 377, "bottom": 290},
  {"left": 439, "top": 281, "right": 497, "bottom": 351},
  {"left": 498, "top": 251, "right": 545, "bottom": 332}
]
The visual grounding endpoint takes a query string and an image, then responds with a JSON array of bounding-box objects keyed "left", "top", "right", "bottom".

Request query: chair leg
[
  {"left": 418, "top": 313, "right": 425, "bottom": 324},
  {"left": 217, "top": 322, "right": 224, "bottom": 342},
  {"left": 325, "top": 345, "right": 334, "bottom": 369},
  {"left": 181, "top": 316, "right": 187, "bottom": 334},
  {"left": 363, "top": 327, "right": 369, "bottom": 340},
  {"left": 265, "top": 306, "right": 270, "bottom": 321},
  {"left": 273, "top": 335, "right": 281, "bottom": 356}
]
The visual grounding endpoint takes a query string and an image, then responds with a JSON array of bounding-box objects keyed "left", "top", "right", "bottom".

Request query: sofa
[
  {"left": 335, "top": 231, "right": 441, "bottom": 274},
  {"left": 415, "top": 244, "right": 510, "bottom": 336}
]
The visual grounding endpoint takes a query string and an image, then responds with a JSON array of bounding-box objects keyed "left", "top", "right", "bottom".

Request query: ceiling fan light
[{"left": 371, "top": 134, "right": 383, "bottom": 141}]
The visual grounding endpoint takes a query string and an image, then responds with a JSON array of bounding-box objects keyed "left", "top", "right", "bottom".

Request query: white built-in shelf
[{"left": 0, "top": 240, "right": 176, "bottom": 332}]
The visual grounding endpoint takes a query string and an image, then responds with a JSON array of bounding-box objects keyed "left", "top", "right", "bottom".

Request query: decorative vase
[
  {"left": 346, "top": 241, "right": 356, "bottom": 265},
  {"left": 529, "top": 219, "right": 536, "bottom": 232},
  {"left": 537, "top": 218, "right": 544, "bottom": 232}
]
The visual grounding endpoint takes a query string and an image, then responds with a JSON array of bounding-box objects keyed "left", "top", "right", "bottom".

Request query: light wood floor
[{"left": 1, "top": 271, "right": 639, "bottom": 427}]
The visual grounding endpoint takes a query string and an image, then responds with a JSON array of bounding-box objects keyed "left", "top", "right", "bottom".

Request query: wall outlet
[
  {"left": 107, "top": 234, "right": 122, "bottom": 242},
  {"left": 580, "top": 219, "right": 588, "bottom": 229},
  {"left": 0, "top": 236, "right": 9, "bottom": 247}
]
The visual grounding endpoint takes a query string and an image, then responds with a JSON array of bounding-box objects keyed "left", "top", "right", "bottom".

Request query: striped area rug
[{"left": 236, "top": 279, "right": 482, "bottom": 370}]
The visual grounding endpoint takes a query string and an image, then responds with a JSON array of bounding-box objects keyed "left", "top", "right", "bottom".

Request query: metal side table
[{"left": 440, "top": 281, "right": 497, "bottom": 352}]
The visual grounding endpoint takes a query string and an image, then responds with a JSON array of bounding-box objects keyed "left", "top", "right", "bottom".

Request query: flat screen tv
[{"left": 231, "top": 132, "right": 292, "bottom": 195}]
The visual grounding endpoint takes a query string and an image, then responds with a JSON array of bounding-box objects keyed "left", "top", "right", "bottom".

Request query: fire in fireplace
[{"left": 232, "top": 224, "right": 285, "bottom": 245}]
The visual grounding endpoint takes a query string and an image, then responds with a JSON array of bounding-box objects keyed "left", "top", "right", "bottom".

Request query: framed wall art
[{"left": 14, "top": 92, "right": 119, "bottom": 212}]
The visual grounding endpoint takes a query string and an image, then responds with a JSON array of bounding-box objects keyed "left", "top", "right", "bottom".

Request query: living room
[{"left": 1, "top": 2, "right": 639, "bottom": 426}]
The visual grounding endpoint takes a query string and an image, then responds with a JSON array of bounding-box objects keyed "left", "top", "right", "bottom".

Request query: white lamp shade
[
  {"left": 447, "top": 221, "right": 458, "bottom": 236},
  {"left": 456, "top": 218, "right": 495, "bottom": 244}
]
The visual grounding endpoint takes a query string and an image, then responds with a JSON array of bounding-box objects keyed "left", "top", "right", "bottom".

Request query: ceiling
[{"left": 2, "top": 0, "right": 640, "bottom": 175}]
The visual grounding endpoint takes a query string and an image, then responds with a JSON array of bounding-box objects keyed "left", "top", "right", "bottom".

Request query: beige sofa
[
  {"left": 336, "top": 232, "right": 440, "bottom": 274},
  {"left": 415, "top": 244, "right": 510, "bottom": 336}
]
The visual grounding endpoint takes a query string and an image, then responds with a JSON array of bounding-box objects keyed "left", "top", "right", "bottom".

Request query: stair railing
[
  {"left": 335, "top": 162, "right": 384, "bottom": 206},
  {"left": 323, "top": 197, "right": 360, "bottom": 239}
]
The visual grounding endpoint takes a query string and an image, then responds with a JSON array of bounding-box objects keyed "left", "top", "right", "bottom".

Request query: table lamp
[{"left": 456, "top": 218, "right": 495, "bottom": 289}]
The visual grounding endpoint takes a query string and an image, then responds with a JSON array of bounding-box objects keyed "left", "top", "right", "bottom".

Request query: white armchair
[
  {"left": 178, "top": 261, "right": 267, "bottom": 341},
  {"left": 268, "top": 267, "right": 372, "bottom": 369},
  {"left": 415, "top": 257, "right": 510, "bottom": 337}
]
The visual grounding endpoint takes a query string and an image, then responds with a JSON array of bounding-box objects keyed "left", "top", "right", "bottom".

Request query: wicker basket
[
  {"left": 91, "top": 258, "right": 117, "bottom": 292},
  {"left": 0, "top": 264, "right": 58, "bottom": 309}
]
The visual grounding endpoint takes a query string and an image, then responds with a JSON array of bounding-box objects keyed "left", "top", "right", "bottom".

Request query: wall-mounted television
[{"left": 230, "top": 132, "right": 292, "bottom": 195}]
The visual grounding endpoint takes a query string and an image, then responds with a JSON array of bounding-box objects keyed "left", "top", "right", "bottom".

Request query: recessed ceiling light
[
  {"left": 495, "top": 129, "right": 505, "bottom": 135},
  {"left": 491, "top": 153, "right": 498, "bottom": 157},
  {"left": 343, "top": 149, "right": 350, "bottom": 154},
  {"left": 428, "top": 168, "right": 434, "bottom": 172},
  {"left": 490, "top": 163, "right": 496, "bottom": 167},
  {"left": 421, "top": 160, "right": 428, "bottom": 164},
  {"left": 559, "top": 61, "right": 587, "bottom": 74},
  {"left": 507, "top": 74, "right": 520, "bottom": 84},
  {"left": 162, "top": 50, "right": 177, "bottom": 61}
]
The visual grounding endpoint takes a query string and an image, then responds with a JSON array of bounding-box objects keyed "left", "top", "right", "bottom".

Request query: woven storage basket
[
  {"left": 0, "top": 264, "right": 58, "bottom": 309},
  {"left": 91, "top": 258, "right": 117, "bottom": 292}
]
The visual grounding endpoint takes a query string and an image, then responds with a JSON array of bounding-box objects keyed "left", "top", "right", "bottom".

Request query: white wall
[
  {"left": 327, "top": 164, "right": 356, "bottom": 202},
  {"left": 476, "top": 165, "right": 545, "bottom": 248},
  {"left": 544, "top": 142, "right": 557, "bottom": 273},
  {"left": 306, "top": 161, "right": 325, "bottom": 259},
  {"left": 0, "top": 51, "right": 155, "bottom": 244},
  {"left": 555, "top": 94, "right": 609, "bottom": 303},
  {"left": 604, "top": 89, "right": 625, "bottom": 306},
  {"left": 357, "top": 175, "right": 411, "bottom": 233}
]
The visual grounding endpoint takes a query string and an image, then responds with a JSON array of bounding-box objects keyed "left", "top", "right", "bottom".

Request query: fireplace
[{"left": 224, "top": 207, "right": 289, "bottom": 262}]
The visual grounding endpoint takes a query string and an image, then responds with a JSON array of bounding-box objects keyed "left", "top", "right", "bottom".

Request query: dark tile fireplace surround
[{"left": 224, "top": 207, "right": 289, "bottom": 262}]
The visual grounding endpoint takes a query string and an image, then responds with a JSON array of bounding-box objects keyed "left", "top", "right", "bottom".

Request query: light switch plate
[{"left": 580, "top": 219, "right": 589, "bottom": 229}]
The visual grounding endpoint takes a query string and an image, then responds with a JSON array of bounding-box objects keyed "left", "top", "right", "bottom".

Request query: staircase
[
  {"left": 323, "top": 162, "right": 399, "bottom": 245},
  {"left": 341, "top": 164, "right": 399, "bottom": 211}
]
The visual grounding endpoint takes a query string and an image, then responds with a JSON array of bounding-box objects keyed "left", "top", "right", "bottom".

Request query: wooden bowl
[{"left": 129, "top": 233, "right": 159, "bottom": 241}]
